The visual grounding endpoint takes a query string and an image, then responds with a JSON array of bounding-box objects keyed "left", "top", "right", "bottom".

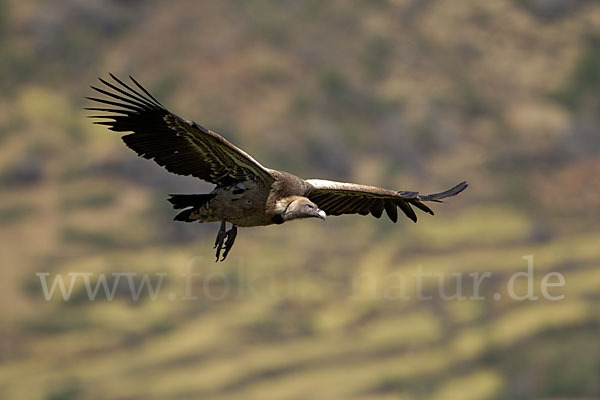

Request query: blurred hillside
[{"left": 0, "top": 0, "right": 599, "bottom": 399}]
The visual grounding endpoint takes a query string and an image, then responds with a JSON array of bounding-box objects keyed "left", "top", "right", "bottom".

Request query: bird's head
[{"left": 281, "top": 197, "right": 326, "bottom": 222}]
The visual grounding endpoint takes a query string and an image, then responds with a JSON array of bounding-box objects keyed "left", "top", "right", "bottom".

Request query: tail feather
[
  {"left": 168, "top": 193, "right": 215, "bottom": 222},
  {"left": 167, "top": 193, "right": 215, "bottom": 209},
  {"left": 174, "top": 208, "right": 195, "bottom": 222}
]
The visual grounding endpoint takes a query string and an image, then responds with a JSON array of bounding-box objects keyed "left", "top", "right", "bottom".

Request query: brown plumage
[{"left": 87, "top": 74, "right": 468, "bottom": 261}]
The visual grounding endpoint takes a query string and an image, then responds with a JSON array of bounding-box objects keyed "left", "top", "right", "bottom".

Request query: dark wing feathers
[
  {"left": 371, "top": 199, "right": 384, "bottom": 218},
  {"left": 384, "top": 200, "right": 398, "bottom": 223},
  {"left": 86, "top": 74, "right": 273, "bottom": 186},
  {"left": 306, "top": 180, "right": 468, "bottom": 223},
  {"left": 395, "top": 199, "right": 416, "bottom": 222}
]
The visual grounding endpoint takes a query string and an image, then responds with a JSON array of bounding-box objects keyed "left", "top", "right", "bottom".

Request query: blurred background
[{"left": 1, "top": 0, "right": 599, "bottom": 399}]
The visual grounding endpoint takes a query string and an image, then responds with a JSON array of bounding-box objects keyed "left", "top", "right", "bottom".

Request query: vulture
[{"left": 87, "top": 74, "right": 468, "bottom": 261}]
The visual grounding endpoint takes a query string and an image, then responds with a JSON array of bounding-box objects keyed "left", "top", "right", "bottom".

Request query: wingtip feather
[{"left": 419, "top": 180, "right": 468, "bottom": 202}]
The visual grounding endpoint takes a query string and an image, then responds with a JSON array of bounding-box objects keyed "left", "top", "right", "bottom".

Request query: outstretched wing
[
  {"left": 86, "top": 74, "right": 274, "bottom": 186},
  {"left": 305, "top": 180, "right": 468, "bottom": 223}
]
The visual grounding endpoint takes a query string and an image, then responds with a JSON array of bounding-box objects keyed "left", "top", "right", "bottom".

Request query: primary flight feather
[{"left": 88, "top": 74, "right": 468, "bottom": 261}]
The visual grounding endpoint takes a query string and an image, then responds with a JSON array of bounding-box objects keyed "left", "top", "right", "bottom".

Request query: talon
[
  {"left": 220, "top": 225, "right": 237, "bottom": 261},
  {"left": 214, "top": 219, "right": 227, "bottom": 261}
]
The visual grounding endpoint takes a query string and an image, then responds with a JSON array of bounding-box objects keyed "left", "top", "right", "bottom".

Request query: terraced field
[
  {"left": 1, "top": 205, "right": 598, "bottom": 399},
  {"left": 1, "top": 0, "right": 599, "bottom": 398}
]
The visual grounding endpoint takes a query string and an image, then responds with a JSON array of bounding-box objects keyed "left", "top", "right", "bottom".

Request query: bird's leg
[
  {"left": 214, "top": 219, "right": 227, "bottom": 262},
  {"left": 220, "top": 225, "right": 237, "bottom": 262}
]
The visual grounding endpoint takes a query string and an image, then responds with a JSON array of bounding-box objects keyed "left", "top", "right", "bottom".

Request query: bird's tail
[{"left": 168, "top": 193, "right": 216, "bottom": 222}]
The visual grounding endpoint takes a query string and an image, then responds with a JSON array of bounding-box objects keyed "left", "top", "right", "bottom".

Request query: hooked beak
[{"left": 316, "top": 208, "right": 327, "bottom": 221}]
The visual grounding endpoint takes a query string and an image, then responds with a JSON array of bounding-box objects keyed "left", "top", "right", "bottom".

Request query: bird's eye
[{"left": 305, "top": 204, "right": 313, "bottom": 209}]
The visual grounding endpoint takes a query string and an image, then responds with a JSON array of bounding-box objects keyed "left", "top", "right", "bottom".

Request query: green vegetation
[
  {"left": 557, "top": 34, "right": 600, "bottom": 112},
  {"left": 0, "top": 0, "right": 599, "bottom": 399},
  {"left": 0, "top": 203, "right": 36, "bottom": 224},
  {"left": 60, "top": 191, "right": 116, "bottom": 211}
]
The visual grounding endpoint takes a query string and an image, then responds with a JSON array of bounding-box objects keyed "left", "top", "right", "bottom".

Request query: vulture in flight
[{"left": 87, "top": 74, "right": 468, "bottom": 261}]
